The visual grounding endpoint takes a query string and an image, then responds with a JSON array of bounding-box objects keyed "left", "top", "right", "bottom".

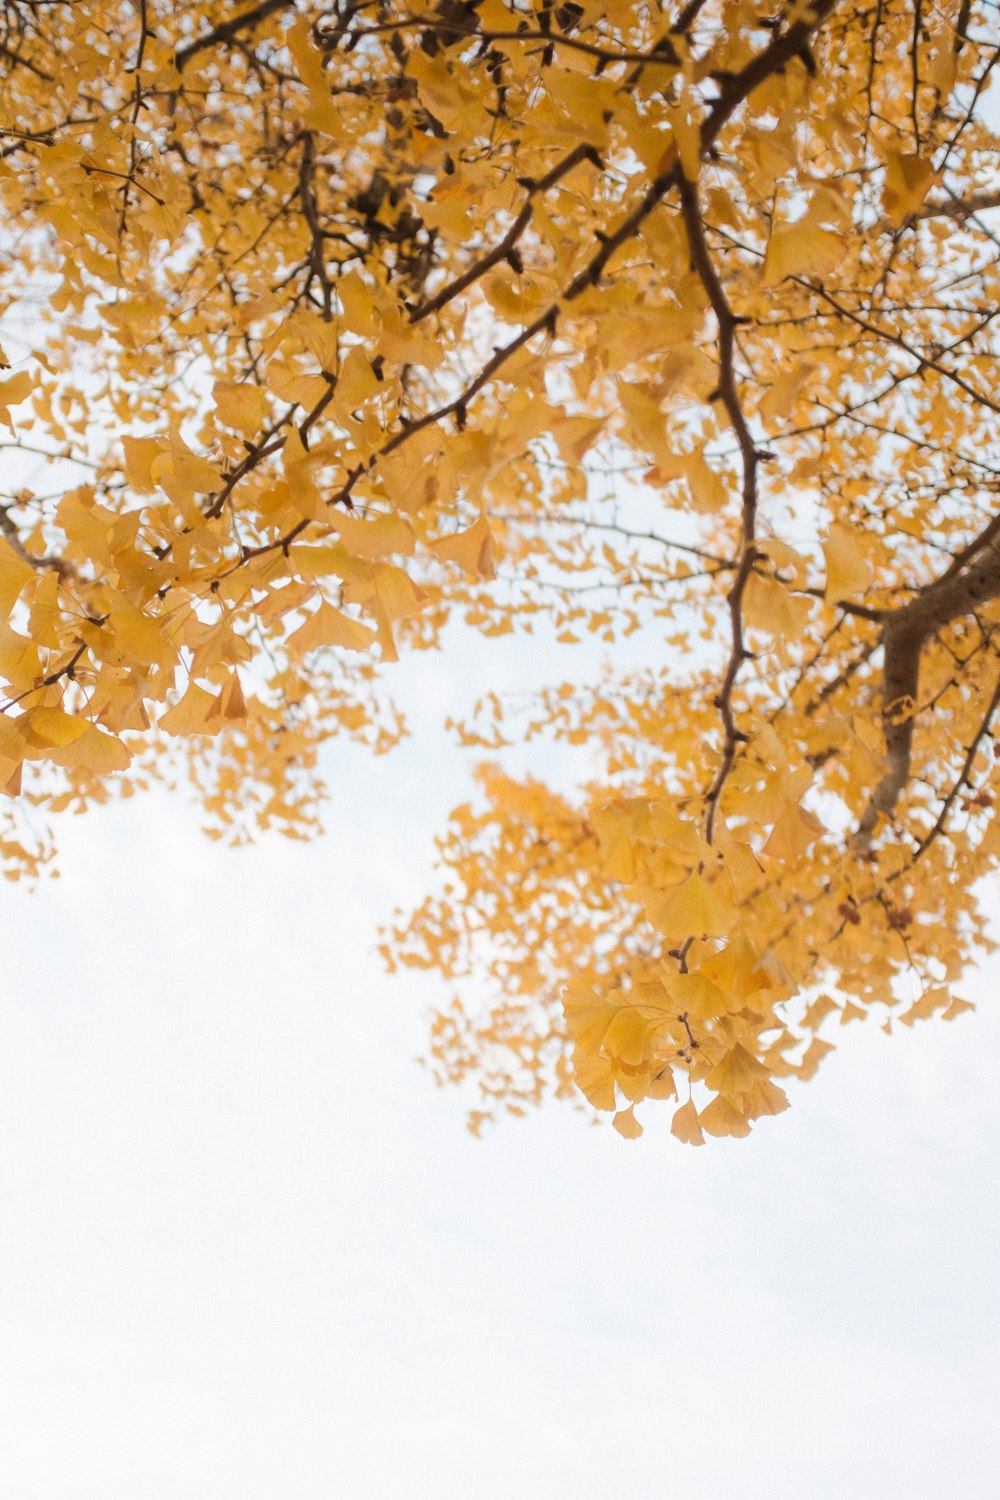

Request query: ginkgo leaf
[
  {"left": 705, "top": 1042, "right": 769, "bottom": 1096},
  {"left": 107, "top": 596, "right": 175, "bottom": 669},
  {"left": 662, "top": 970, "right": 729, "bottom": 1021},
  {"left": 121, "top": 435, "right": 165, "bottom": 493},
  {"left": 699, "top": 1094, "right": 752, "bottom": 1139},
  {"left": 666, "top": 104, "right": 701, "bottom": 181},
  {"left": 49, "top": 723, "right": 131, "bottom": 773},
  {"left": 745, "top": 1079, "right": 789, "bottom": 1118},
  {"left": 0, "top": 541, "right": 36, "bottom": 618},
  {"left": 647, "top": 1067, "right": 677, "bottom": 1101},
  {"left": 429, "top": 515, "right": 497, "bottom": 580},
  {"left": 21, "top": 706, "right": 89, "bottom": 749},
  {"left": 649, "top": 872, "right": 738, "bottom": 940},
  {"left": 700, "top": 933, "right": 773, "bottom": 1000},
  {"left": 898, "top": 986, "right": 950, "bottom": 1025},
  {"left": 824, "top": 524, "right": 872, "bottom": 602},
  {"left": 759, "top": 363, "right": 815, "bottom": 425},
  {"left": 205, "top": 671, "right": 246, "bottom": 723},
  {"left": 159, "top": 682, "right": 221, "bottom": 737},
  {"left": 571, "top": 1046, "right": 617, "bottom": 1112},
  {"left": 371, "top": 564, "right": 425, "bottom": 623},
  {"left": 286, "top": 600, "right": 377, "bottom": 655},
  {"left": 0, "top": 713, "right": 25, "bottom": 764},
  {"left": 670, "top": 1099, "right": 705, "bottom": 1147},
  {"left": 563, "top": 979, "right": 617, "bottom": 1053},
  {"left": 762, "top": 803, "right": 823, "bottom": 862},
  {"left": 286, "top": 16, "right": 340, "bottom": 134},
  {"left": 603, "top": 1006, "right": 654, "bottom": 1067},
  {"left": 797, "top": 1038, "right": 835, "bottom": 1080},
  {"left": 617, "top": 380, "right": 672, "bottom": 465},
  {"left": 761, "top": 225, "right": 843, "bottom": 287},
  {"left": 743, "top": 573, "right": 811, "bottom": 639},
  {"left": 0, "top": 370, "right": 32, "bottom": 427},
  {"left": 0, "top": 759, "right": 21, "bottom": 797},
  {"left": 612, "top": 1104, "right": 644, "bottom": 1139},
  {"left": 331, "top": 511, "right": 415, "bottom": 561},
  {"left": 213, "top": 380, "right": 268, "bottom": 437},
  {"left": 883, "top": 152, "right": 936, "bottom": 225}
]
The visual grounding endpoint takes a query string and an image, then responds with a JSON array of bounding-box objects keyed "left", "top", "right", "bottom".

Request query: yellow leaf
[
  {"left": 761, "top": 225, "right": 844, "bottom": 287},
  {"left": 824, "top": 524, "right": 872, "bottom": 602},
  {"left": 0, "top": 540, "right": 35, "bottom": 618},
  {"left": 883, "top": 152, "right": 936, "bottom": 226},
  {"left": 0, "top": 370, "right": 32, "bottom": 427},
  {"left": 563, "top": 979, "right": 616, "bottom": 1052},
  {"left": 662, "top": 970, "right": 729, "bottom": 1020},
  {"left": 22, "top": 706, "right": 88, "bottom": 748},
  {"left": 603, "top": 1006, "right": 653, "bottom": 1067},
  {"left": 617, "top": 380, "right": 671, "bottom": 466},
  {"left": 286, "top": 600, "right": 377, "bottom": 655},
  {"left": 372, "top": 563, "right": 425, "bottom": 623},
  {"left": 649, "top": 872, "right": 738, "bottom": 939},
  {"left": 898, "top": 986, "right": 950, "bottom": 1026},
  {"left": 50, "top": 723, "right": 130, "bottom": 773},
  {"left": 798, "top": 1037, "right": 835, "bottom": 1080},
  {"left": 743, "top": 573, "right": 811, "bottom": 638},
  {"left": 337, "top": 272, "right": 377, "bottom": 336},
  {"left": 406, "top": 48, "right": 476, "bottom": 132},
  {"left": 647, "top": 1066, "right": 677, "bottom": 1101},
  {"left": 0, "top": 713, "right": 26, "bottom": 763},
  {"left": 286, "top": 16, "right": 340, "bottom": 133},
  {"left": 571, "top": 1046, "right": 617, "bottom": 1111},
  {"left": 612, "top": 1104, "right": 644, "bottom": 1139},
  {"left": 699, "top": 1094, "right": 752, "bottom": 1138},
  {"left": 107, "top": 596, "right": 175, "bottom": 669},
  {"left": 705, "top": 1042, "right": 769, "bottom": 1096},
  {"left": 331, "top": 510, "right": 415, "bottom": 561},
  {"left": 670, "top": 1099, "right": 705, "bottom": 1146},
  {"left": 0, "top": 759, "right": 22, "bottom": 796},
  {"left": 159, "top": 682, "right": 220, "bottom": 737},
  {"left": 666, "top": 104, "right": 702, "bottom": 182},
  {"left": 759, "top": 363, "right": 816, "bottom": 426},
  {"left": 208, "top": 670, "right": 246, "bottom": 722},
  {"left": 429, "top": 515, "right": 497, "bottom": 580},
  {"left": 122, "top": 435, "right": 166, "bottom": 493},
  {"left": 213, "top": 380, "right": 268, "bottom": 437},
  {"left": 762, "top": 802, "right": 823, "bottom": 862},
  {"left": 700, "top": 933, "right": 773, "bottom": 1000},
  {"left": 745, "top": 1079, "right": 790, "bottom": 1118}
]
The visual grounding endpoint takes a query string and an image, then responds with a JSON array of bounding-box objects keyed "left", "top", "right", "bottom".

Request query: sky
[{"left": 0, "top": 633, "right": 998, "bottom": 1500}]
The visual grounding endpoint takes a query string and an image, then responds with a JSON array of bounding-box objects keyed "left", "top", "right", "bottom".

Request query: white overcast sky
[{"left": 0, "top": 625, "right": 998, "bottom": 1500}]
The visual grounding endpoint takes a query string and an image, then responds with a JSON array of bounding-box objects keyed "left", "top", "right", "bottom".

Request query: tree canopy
[{"left": 0, "top": 0, "right": 998, "bottom": 1141}]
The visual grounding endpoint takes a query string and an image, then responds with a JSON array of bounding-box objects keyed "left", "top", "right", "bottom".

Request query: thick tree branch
[
  {"left": 854, "top": 531, "right": 1000, "bottom": 849},
  {"left": 916, "top": 188, "right": 1000, "bottom": 221},
  {"left": 175, "top": 0, "right": 293, "bottom": 68}
]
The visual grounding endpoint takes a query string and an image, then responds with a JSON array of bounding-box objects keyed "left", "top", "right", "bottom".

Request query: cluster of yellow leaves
[{"left": 0, "top": 0, "right": 996, "bottom": 1138}]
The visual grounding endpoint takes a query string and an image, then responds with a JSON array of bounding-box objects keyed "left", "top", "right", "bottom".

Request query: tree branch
[
  {"left": 854, "top": 530, "right": 1000, "bottom": 849},
  {"left": 175, "top": 0, "right": 293, "bottom": 69}
]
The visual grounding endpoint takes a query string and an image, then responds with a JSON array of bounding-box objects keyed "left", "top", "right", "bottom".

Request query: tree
[{"left": 0, "top": 0, "right": 997, "bottom": 1142}]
